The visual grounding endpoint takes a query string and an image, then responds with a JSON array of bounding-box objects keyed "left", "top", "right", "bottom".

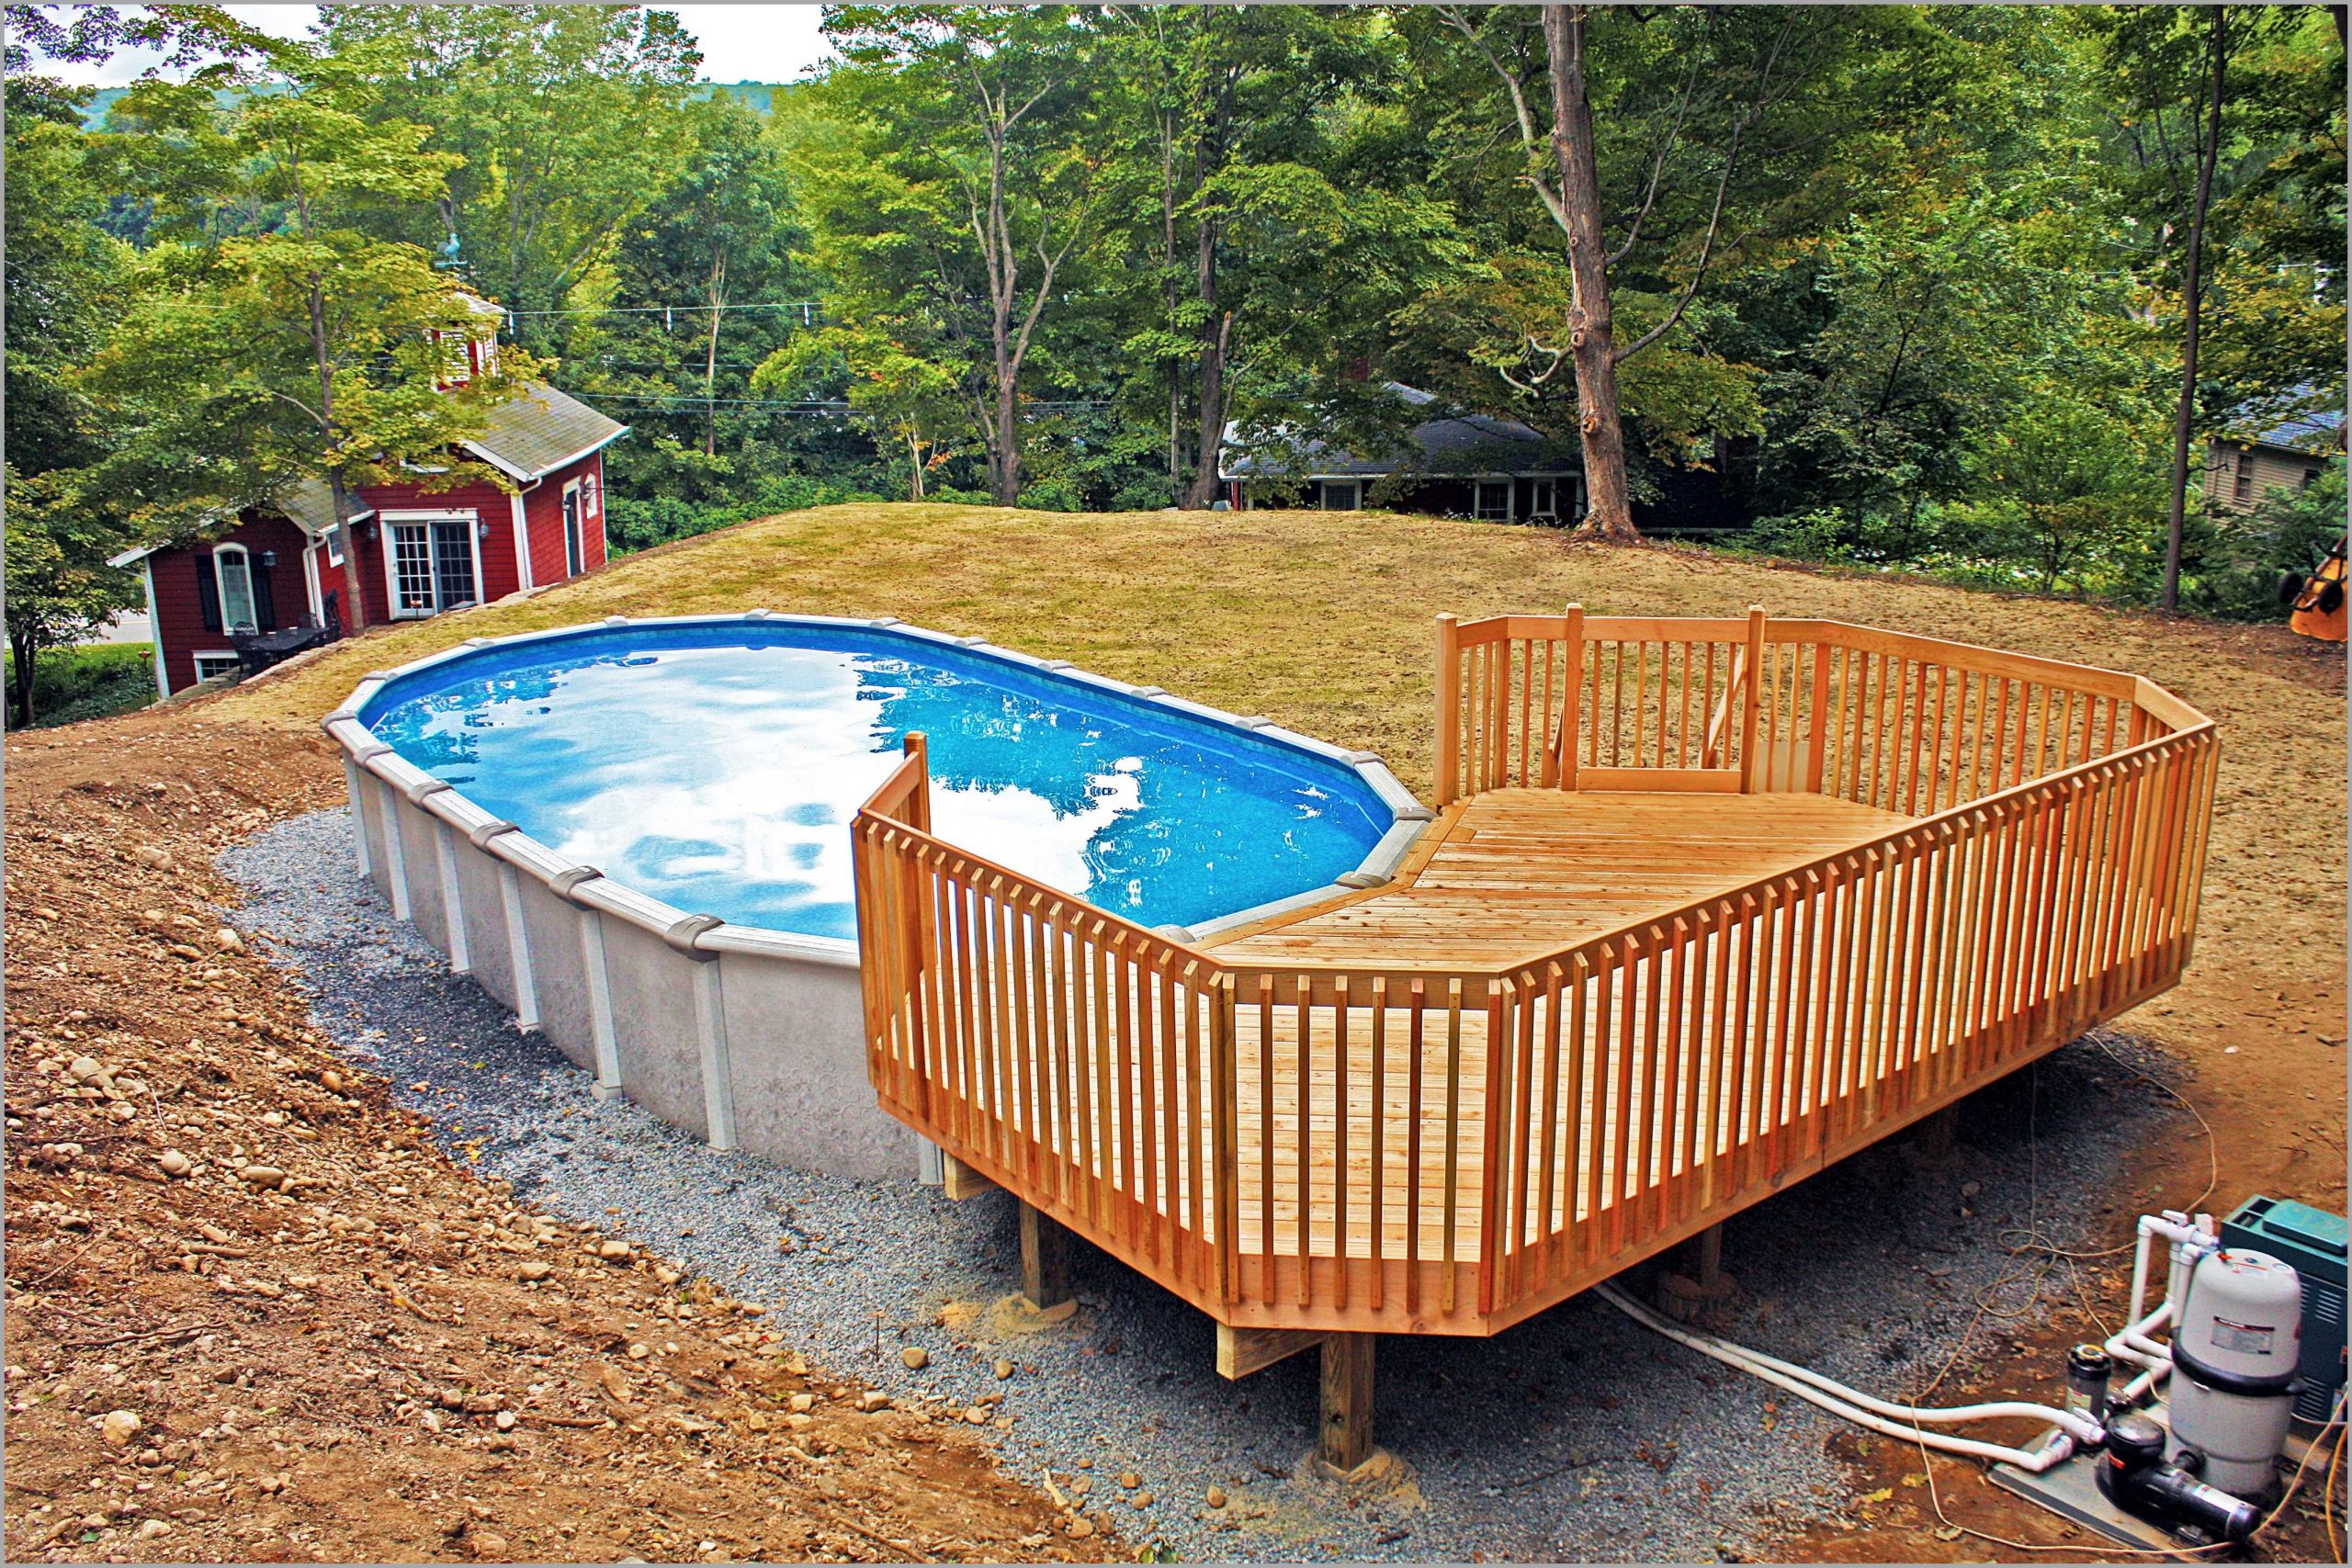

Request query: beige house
[{"left": 2205, "top": 403, "right": 2343, "bottom": 515}]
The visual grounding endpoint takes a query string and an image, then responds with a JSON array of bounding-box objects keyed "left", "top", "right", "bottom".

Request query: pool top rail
[{"left": 851, "top": 608, "right": 2217, "bottom": 1337}]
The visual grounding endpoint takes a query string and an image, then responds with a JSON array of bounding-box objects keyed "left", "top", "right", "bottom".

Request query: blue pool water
[{"left": 360, "top": 621, "right": 1393, "bottom": 941}]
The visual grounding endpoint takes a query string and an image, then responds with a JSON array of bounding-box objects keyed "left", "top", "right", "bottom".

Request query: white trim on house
[
  {"left": 379, "top": 508, "right": 486, "bottom": 621},
  {"left": 302, "top": 540, "right": 325, "bottom": 625},
  {"left": 142, "top": 558, "right": 169, "bottom": 700},
  {"left": 591, "top": 456, "right": 607, "bottom": 564},
  {"left": 510, "top": 491, "right": 534, "bottom": 592},
  {"left": 1473, "top": 478, "right": 1514, "bottom": 523},
  {"left": 212, "top": 542, "right": 260, "bottom": 633},
  {"left": 192, "top": 650, "right": 241, "bottom": 682},
  {"left": 560, "top": 477, "right": 585, "bottom": 576}
]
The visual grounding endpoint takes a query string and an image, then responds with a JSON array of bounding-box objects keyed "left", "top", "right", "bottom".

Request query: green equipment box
[{"left": 2222, "top": 1196, "right": 2346, "bottom": 1425}]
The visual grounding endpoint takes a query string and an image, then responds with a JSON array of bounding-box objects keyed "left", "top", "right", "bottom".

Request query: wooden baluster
[
  {"left": 1435, "top": 615, "right": 1460, "bottom": 807},
  {"left": 1333, "top": 976, "right": 1351, "bottom": 1310},
  {"left": 1442, "top": 978, "right": 1464, "bottom": 1317},
  {"left": 1212, "top": 971, "right": 1239, "bottom": 1305},
  {"left": 1405, "top": 980, "right": 1425, "bottom": 1318},
  {"left": 1560, "top": 604, "right": 1585, "bottom": 790},
  {"left": 1257, "top": 974, "right": 1275, "bottom": 1302},
  {"left": 1739, "top": 607, "right": 1766, "bottom": 792},
  {"left": 1369, "top": 976, "right": 1388, "bottom": 1313}
]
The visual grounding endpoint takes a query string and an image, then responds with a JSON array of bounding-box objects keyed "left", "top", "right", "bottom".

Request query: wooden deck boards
[{"left": 1210, "top": 790, "right": 1911, "bottom": 971}]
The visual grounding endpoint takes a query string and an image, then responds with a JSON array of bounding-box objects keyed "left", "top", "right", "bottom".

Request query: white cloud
[{"left": 23, "top": 3, "right": 835, "bottom": 87}]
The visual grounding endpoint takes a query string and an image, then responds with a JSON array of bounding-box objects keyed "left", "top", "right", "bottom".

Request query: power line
[{"left": 506, "top": 301, "right": 823, "bottom": 320}]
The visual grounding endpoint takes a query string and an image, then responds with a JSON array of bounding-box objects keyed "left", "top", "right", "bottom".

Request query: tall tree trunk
[
  {"left": 1182, "top": 218, "right": 1228, "bottom": 510},
  {"left": 704, "top": 253, "right": 727, "bottom": 458},
  {"left": 1544, "top": 6, "right": 1639, "bottom": 543},
  {"left": 329, "top": 471, "right": 369, "bottom": 632},
  {"left": 12, "top": 630, "right": 38, "bottom": 728},
  {"left": 2163, "top": 6, "right": 2228, "bottom": 614}
]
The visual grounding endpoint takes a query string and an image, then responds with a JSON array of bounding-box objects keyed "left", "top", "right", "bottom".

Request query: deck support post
[
  {"left": 1317, "top": 1333, "right": 1376, "bottom": 1476},
  {"left": 1914, "top": 1105, "right": 1959, "bottom": 1161},
  {"left": 1019, "top": 1201, "right": 1072, "bottom": 1314},
  {"left": 1692, "top": 1222, "right": 1725, "bottom": 1292}
]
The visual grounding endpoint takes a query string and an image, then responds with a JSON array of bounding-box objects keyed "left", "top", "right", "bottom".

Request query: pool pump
[{"left": 2096, "top": 1413, "right": 2261, "bottom": 1544}]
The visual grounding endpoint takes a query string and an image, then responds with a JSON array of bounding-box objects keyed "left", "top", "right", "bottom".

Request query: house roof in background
[
  {"left": 2220, "top": 389, "right": 2346, "bottom": 455},
  {"left": 461, "top": 382, "right": 630, "bottom": 480},
  {"left": 1222, "top": 383, "right": 1579, "bottom": 480}
]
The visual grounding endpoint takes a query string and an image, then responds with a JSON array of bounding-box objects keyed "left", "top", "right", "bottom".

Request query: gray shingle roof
[{"left": 462, "top": 381, "right": 630, "bottom": 479}]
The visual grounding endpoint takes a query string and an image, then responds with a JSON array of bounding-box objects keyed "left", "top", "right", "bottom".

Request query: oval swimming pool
[{"left": 358, "top": 618, "right": 1396, "bottom": 941}]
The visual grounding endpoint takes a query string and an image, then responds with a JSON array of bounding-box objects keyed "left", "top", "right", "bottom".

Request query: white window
[
  {"left": 582, "top": 469, "right": 601, "bottom": 518},
  {"left": 213, "top": 544, "right": 259, "bottom": 633},
  {"left": 384, "top": 513, "right": 481, "bottom": 619},
  {"left": 561, "top": 481, "right": 585, "bottom": 578},
  {"left": 1475, "top": 479, "right": 1513, "bottom": 522},
  {"left": 1319, "top": 479, "right": 1362, "bottom": 511},
  {"left": 325, "top": 526, "right": 345, "bottom": 568},
  {"left": 1530, "top": 478, "right": 1558, "bottom": 519},
  {"left": 192, "top": 652, "right": 241, "bottom": 682}
]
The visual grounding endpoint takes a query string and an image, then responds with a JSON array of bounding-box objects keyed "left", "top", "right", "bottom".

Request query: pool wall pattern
[{"left": 321, "top": 613, "right": 1434, "bottom": 1182}]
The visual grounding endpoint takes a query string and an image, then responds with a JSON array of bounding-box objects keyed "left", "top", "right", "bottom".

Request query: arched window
[{"left": 213, "top": 544, "right": 259, "bottom": 633}]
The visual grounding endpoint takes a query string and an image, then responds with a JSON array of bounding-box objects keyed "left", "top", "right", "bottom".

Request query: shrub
[{"left": 5, "top": 640, "right": 153, "bottom": 729}]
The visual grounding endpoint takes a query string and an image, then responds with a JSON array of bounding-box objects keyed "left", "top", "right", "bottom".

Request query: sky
[{"left": 31, "top": 4, "right": 838, "bottom": 86}]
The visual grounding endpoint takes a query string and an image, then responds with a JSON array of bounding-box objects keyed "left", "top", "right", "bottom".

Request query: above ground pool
[{"left": 356, "top": 616, "right": 1406, "bottom": 941}]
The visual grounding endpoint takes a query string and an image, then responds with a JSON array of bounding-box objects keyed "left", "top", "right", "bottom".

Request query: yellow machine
[{"left": 2279, "top": 536, "right": 2347, "bottom": 643}]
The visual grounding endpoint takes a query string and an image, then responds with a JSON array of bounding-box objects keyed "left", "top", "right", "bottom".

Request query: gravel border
[{"left": 223, "top": 807, "right": 2184, "bottom": 1562}]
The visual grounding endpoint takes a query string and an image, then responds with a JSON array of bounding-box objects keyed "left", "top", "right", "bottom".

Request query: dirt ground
[
  {"left": 11, "top": 506, "right": 2347, "bottom": 1561},
  {"left": 1, "top": 713, "right": 1118, "bottom": 1563}
]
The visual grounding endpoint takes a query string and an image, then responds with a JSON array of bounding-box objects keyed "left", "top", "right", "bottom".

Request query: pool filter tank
[{"left": 2165, "top": 1248, "right": 2303, "bottom": 1498}]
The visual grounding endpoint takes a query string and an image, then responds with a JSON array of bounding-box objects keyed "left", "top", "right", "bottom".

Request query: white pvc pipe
[{"left": 1596, "top": 1284, "right": 2089, "bottom": 1470}]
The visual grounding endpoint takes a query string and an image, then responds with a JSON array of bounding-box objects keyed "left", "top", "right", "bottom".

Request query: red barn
[{"left": 110, "top": 323, "right": 628, "bottom": 699}]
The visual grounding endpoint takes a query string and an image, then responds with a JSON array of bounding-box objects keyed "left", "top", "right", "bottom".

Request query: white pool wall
[{"left": 322, "top": 612, "right": 1433, "bottom": 1183}]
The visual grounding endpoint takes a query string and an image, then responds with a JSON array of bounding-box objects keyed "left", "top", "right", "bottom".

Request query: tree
[
  {"left": 1096, "top": 7, "right": 1426, "bottom": 506},
  {"left": 4, "top": 470, "right": 136, "bottom": 727},
  {"left": 2, "top": 4, "right": 265, "bottom": 720},
  {"left": 568, "top": 89, "right": 815, "bottom": 505},
  {"left": 87, "top": 40, "right": 540, "bottom": 630},
  {"left": 2160, "top": 7, "right": 2228, "bottom": 613},
  {"left": 316, "top": 5, "right": 702, "bottom": 353},
  {"left": 2093, "top": 5, "right": 2344, "bottom": 611},
  {"left": 822, "top": 6, "right": 1107, "bottom": 505}
]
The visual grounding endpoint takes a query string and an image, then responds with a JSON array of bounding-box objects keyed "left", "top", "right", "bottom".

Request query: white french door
[{"left": 388, "top": 517, "right": 481, "bottom": 618}]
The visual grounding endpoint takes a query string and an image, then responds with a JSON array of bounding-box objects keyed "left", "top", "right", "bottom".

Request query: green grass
[{"left": 6, "top": 641, "right": 156, "bottom": 730}]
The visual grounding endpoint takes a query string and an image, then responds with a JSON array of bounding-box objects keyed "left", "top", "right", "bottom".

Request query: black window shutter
[
  {"left": 197, "top": 556, "right": 220, "bottom": 632},
  {"left": 252, "top": 560, "right": 277, "bottom": 628}
]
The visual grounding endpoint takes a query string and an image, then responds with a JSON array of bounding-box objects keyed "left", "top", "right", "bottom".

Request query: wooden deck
[
  {"left": 1210, "top": 789, "right": 1911, "bottom": 971},
  {"left": 1202, "top": 788, "right": 1913, "bottom": 1272},
  {"left": 850, "top": 610, "right": 2220, "bottom": 1341}
]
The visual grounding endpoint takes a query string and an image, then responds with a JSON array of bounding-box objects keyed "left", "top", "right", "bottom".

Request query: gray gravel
[{"left": 221, "top": 806, "right": 2184, "bottom": 1562}]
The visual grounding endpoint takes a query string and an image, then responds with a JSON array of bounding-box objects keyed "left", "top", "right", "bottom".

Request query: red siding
[
  {"left": 522, "top": 450, "right": 608, "bottom": 587},
  {"left": 146, "top": 514, "right": 316, "bottom": 695}
]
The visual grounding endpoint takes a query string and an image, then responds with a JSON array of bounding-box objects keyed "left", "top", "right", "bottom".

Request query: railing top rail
[
  {"left": 853, "top": 802, "right": 1212, "bottom": 981},
  {"left": 1448, "top": 611, "right": 2182, "bottom": 710}
]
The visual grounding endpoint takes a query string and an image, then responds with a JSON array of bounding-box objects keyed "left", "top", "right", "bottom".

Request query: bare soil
[
  {"left": 2, "top": 710, "right": 1114, "bottom": 1563},
  {"left": 11, "top": 507, "right": 2346, "bottom": 1562}
]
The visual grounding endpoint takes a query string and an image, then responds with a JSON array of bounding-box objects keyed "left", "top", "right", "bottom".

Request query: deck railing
[{"left": 852, "top": 614, "right": 2217, "bottom": 1335}]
